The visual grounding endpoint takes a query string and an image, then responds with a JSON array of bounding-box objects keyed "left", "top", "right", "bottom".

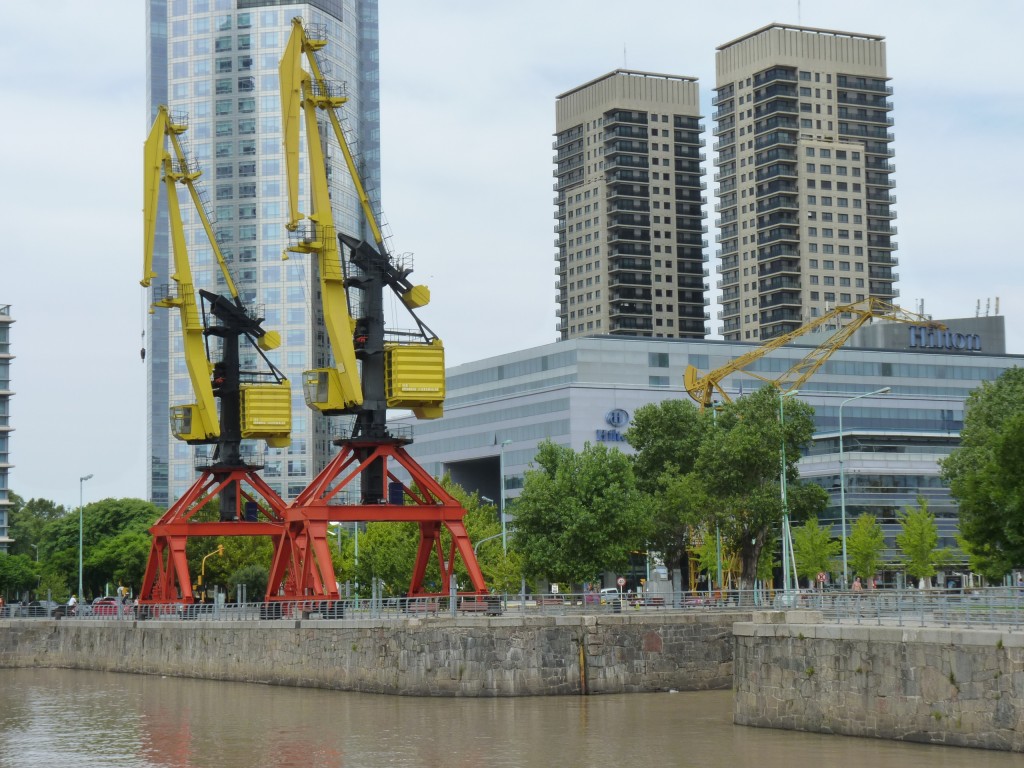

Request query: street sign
[
  {"left": 616, "top": 577, "right": 626, "bottom": 587},
  {"left": 816, "top": 572, "right": 827, "bottom": 583}
]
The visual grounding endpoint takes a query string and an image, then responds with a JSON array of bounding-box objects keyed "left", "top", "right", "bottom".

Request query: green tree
[
  {"left": 694, "top": 386, "right": 827, "bottom": 592},
  {"left": 846, "top": 512, "right": 886, "bottom": 584},
  {"left": 7, "top": 493, "right": 70, "bottom": 562},
  {"left": 511, "top": 440, "right": 652, "bottom": 586},
  {"left": 791, "top": 517, "right": 841, "bottom": 586},
  {"left": 626, "top": 401, "right": 712, "bottom": 588},
  {"left": 895, "top": 497, "right": 951, "bottom": 586},
  {"left": 226, "top": 564, "right": 269, "bottom": 600},
  {"left": 0, "top": 552, "right": 37, "bottom": 598},
  {"left": 941, "top": 367, "right": 1024, "bottom": 579}
]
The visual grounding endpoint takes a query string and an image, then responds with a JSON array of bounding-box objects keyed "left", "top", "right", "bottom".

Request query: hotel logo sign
[
  {"left": 597, "top": 408, "right": 630, "bottom": 442},
  {"left": 908, "top": 326, "right": 981, "bottom": 352}
]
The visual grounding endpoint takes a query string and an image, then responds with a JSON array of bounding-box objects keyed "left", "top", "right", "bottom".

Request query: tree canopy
[
  {"left": 629, "top": 386, "right": 826, "bottom": 592},
  {"left": 510, "top": 440, "right": 651, "bottom": 586},
  {"left": 941, "top": 366, "right": 1024, "bottom": 579}
]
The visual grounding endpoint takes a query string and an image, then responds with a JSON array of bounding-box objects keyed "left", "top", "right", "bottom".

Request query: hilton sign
[
  {"left": 908, "top": 326, "right": 982, "bottom": 352},
  {"left": 596, "top": 408, "right": 630, "bottom": 442}
]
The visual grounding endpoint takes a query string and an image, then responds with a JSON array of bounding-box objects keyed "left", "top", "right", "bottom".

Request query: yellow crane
[
  {"left": 279, "top": 18, "right": 444, "bottom": 429},
  {"left": 142, "top": 105, "right": 291, "bottom": 449},
  {"left": 683, "top": 298, "right": 942, "bottom": 408}
]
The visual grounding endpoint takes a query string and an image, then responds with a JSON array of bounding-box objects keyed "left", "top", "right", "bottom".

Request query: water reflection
[{"left": 0, "top": 669, "right": 1018, "bottom": 767}]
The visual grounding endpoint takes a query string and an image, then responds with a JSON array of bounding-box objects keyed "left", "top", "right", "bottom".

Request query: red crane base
[
  {"left": 270, "top": 438, "right": 489, "bottom": 600},
  {"left": 138, "top": 468, "right": 288, "bottom": 604}
]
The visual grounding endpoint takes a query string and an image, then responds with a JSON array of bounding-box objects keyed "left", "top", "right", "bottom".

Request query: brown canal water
[{"left": 0, "top": 668, "right": 1019, "bottom": 767}]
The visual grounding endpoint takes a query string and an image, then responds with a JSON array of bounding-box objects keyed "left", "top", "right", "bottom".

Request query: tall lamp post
[
  {"left": 498, "top": 439, "right": 512, "bottom": 555},
  {"left": 839, "top": 387, "right": 890, "bottom": 587},
  {"left": 779, "top": 392, "right": 799, "bottom": 596},
  {"left": 78, "top": 473, "right": 93, "bottom": 600}
]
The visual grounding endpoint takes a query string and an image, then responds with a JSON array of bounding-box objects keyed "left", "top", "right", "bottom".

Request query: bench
[
  {"left": 460, "top": 597, "right": 503, "bottom": 616},
  {"left": 537, "top": 597, "right": 564, "bottom": 607}
]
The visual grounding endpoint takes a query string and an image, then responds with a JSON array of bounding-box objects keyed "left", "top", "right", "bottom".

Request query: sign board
[
  {"left": 616, "top": 577, "right": 626, "bottom": 587},
  {"left": 816, "top": 572, "right": 827, "bottom": 583},
  {"left": 551, "top": 584, "right": 559, "bottom": 594}
]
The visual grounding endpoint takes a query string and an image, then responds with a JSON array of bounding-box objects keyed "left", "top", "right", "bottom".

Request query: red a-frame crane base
[{"left": 270, "top": 438, "right": 489, "bottom": 600}]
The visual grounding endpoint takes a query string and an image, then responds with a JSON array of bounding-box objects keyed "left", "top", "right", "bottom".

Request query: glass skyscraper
[{"left": 145, "top": 0, "right": 380, "bottom": 507}]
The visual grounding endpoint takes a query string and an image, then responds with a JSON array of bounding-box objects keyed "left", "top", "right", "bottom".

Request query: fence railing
[{"left": 3, "top": 588, "right": 1022, "bottom": 630}]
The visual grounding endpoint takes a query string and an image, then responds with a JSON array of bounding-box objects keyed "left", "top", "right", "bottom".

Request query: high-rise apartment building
[
  {"left": 145, "top": 0, "right": 380, "bottom": 507},
  {"left": 0, "top": 304, "right": 12, "bottom": 553},
  {"left": 554, "top": 70, "right": 709, "bottom": 340},
  {"left": 713, "top": 24, "right": 897, "bottom": 341}
]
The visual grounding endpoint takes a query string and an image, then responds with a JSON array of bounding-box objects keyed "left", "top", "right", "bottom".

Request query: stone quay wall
[
  {"left": 0, "top": 611, "right": 744, "bottom": 697},
  {"left": 734, "top": 612, "right": 1024, "bottom": 752}
]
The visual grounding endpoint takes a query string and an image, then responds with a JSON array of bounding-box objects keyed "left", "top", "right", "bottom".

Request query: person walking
[{"left": 852, "top": 577, "right": 863, "bottom": 594}]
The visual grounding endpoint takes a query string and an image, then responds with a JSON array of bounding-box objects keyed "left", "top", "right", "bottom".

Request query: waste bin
[{"left": 484, "top": 595, "right": 502, "bottom": 616}]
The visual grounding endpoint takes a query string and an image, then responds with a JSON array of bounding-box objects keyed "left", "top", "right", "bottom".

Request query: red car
[{"left": 90, "top": 597, "right": 122, "bottom": 616}]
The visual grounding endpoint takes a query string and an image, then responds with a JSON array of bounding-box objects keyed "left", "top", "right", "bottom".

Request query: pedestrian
[
  {"left": 852, "top": 576, "right": 863, "bottom": 593},
  {"left": 67, "top": 594, "right": 78, "bottom": 615},
  {"left": 0, "top": 595, "right": 5, "bottom": 617}
]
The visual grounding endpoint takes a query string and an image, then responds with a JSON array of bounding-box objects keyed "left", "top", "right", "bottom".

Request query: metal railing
[{"left": 3, "top": 588, "right": 1021, "bottom": 629}]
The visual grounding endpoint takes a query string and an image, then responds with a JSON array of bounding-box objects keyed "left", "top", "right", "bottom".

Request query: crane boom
[
  {"left": 142, "top": 106, "right": 291, "bottom": 448},
  {"left": 684, "top": 298, "right": 943, "bottom": 408},
  {"left": 279, "top": 18, "right": 444, "bottom": 426},
  {"left": 142, "top": 107, "right": 219, "bottom": 443}
]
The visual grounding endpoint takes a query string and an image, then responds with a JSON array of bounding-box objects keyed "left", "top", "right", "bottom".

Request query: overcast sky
[{"left": 2, "top": 0, "right": 1021, "bottom": 509}]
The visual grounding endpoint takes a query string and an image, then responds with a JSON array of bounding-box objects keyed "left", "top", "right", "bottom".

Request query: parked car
[
  {"left": 24, "top": 600, "right": 58, "bottom": 617},
  {"left": 90, "top": 597, "right": 122, "bottom": 616}
]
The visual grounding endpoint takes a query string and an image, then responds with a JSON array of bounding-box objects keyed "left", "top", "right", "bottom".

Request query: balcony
[
  {"left": 554, "top": 126, "right": 584, "bottom": 149},
  {"left": 607, "top": 183, "right": 649, "bottom": 200},
  {"left": 609, "top": 318, "right": 654, "bottom": 333},
  {"left": 756, "top": 196, "right": 799, "bottom": 213},
  {"left": 606, "top": 139, "right": 649, "bottom": 154},
  {"left": 758, "top": 259, "right": 802, "bottom": 277},
  {"left": 609, "top": 301, "right": 653, "bottom": 318},
  {"left": 605, "top": 110, "right": 648, "bottom": 126},
  {"left": 759, "top": 276, "right": 801, "bottom": 292},
  {"left": 609, "top": 255, "right": 651, "bottom": 271},
  {"left": 754, "top": 84, "right": 799, "bottom": 103},
  {"left": 755, "top": 163, "right": 798, "bottom": 182},
  {"left": 757, "top": 227, "right": 800, "bottom": 245},
  {"left": 759, "top": 291, "right": 802, "bottom": 308},
  {"left": 606, "top": 154, "right": 649, "bottom": 171},
  {"left": 753, "top": 100, "right": 798, "bottom": 119},
  {"left": 837, "top": 76, "right": 893, "bottom": 94},
  {"left": 753, "top": 67, "right": 798, "bottom": 87},
  {"left": 608, "top": 199, "right": 650, "bottom": 213},
  {"left": 609, "top": 273, "right": 653, "bottom": 287},
  {"left": 605, "top": 169, "right": 649, "bottom": 184},
  {"left": 604, "top": 125, "right": 648, "bottom": 141}
]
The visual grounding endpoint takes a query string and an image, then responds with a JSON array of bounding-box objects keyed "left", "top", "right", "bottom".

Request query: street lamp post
[
  {"left": 779, "top": 391, "right": 800, "bottom": 596},
  {"left": 498, "top": 439, "right": 512, "bottom": 556},
  {"left": 839, "top": 387, "right": 890, "bottom": 587},
  {"left": 78, "top": 473, "right": 93, "bottom": 601}
]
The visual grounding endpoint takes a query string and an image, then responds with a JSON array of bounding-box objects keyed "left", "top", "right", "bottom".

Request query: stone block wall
[
  {"left": 734, "top": 613, "right": 1024, "bottom": 752},
  {"left": 0, "top": 611, "right": 744, "bottom": 697}
]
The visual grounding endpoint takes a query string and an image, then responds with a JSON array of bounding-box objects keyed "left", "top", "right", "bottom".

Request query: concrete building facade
[
  {"left": 145, "top": 0, "right": 379, "bottom": 507},
  {"left": 713, "top": 24, "right": 897, "bottom": 342},
  {"left": 554, "top": 70, "right": 710, "bottom": 341},
  {"left": 0, "top": 305, "right": 12, "bottom": 552}
]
